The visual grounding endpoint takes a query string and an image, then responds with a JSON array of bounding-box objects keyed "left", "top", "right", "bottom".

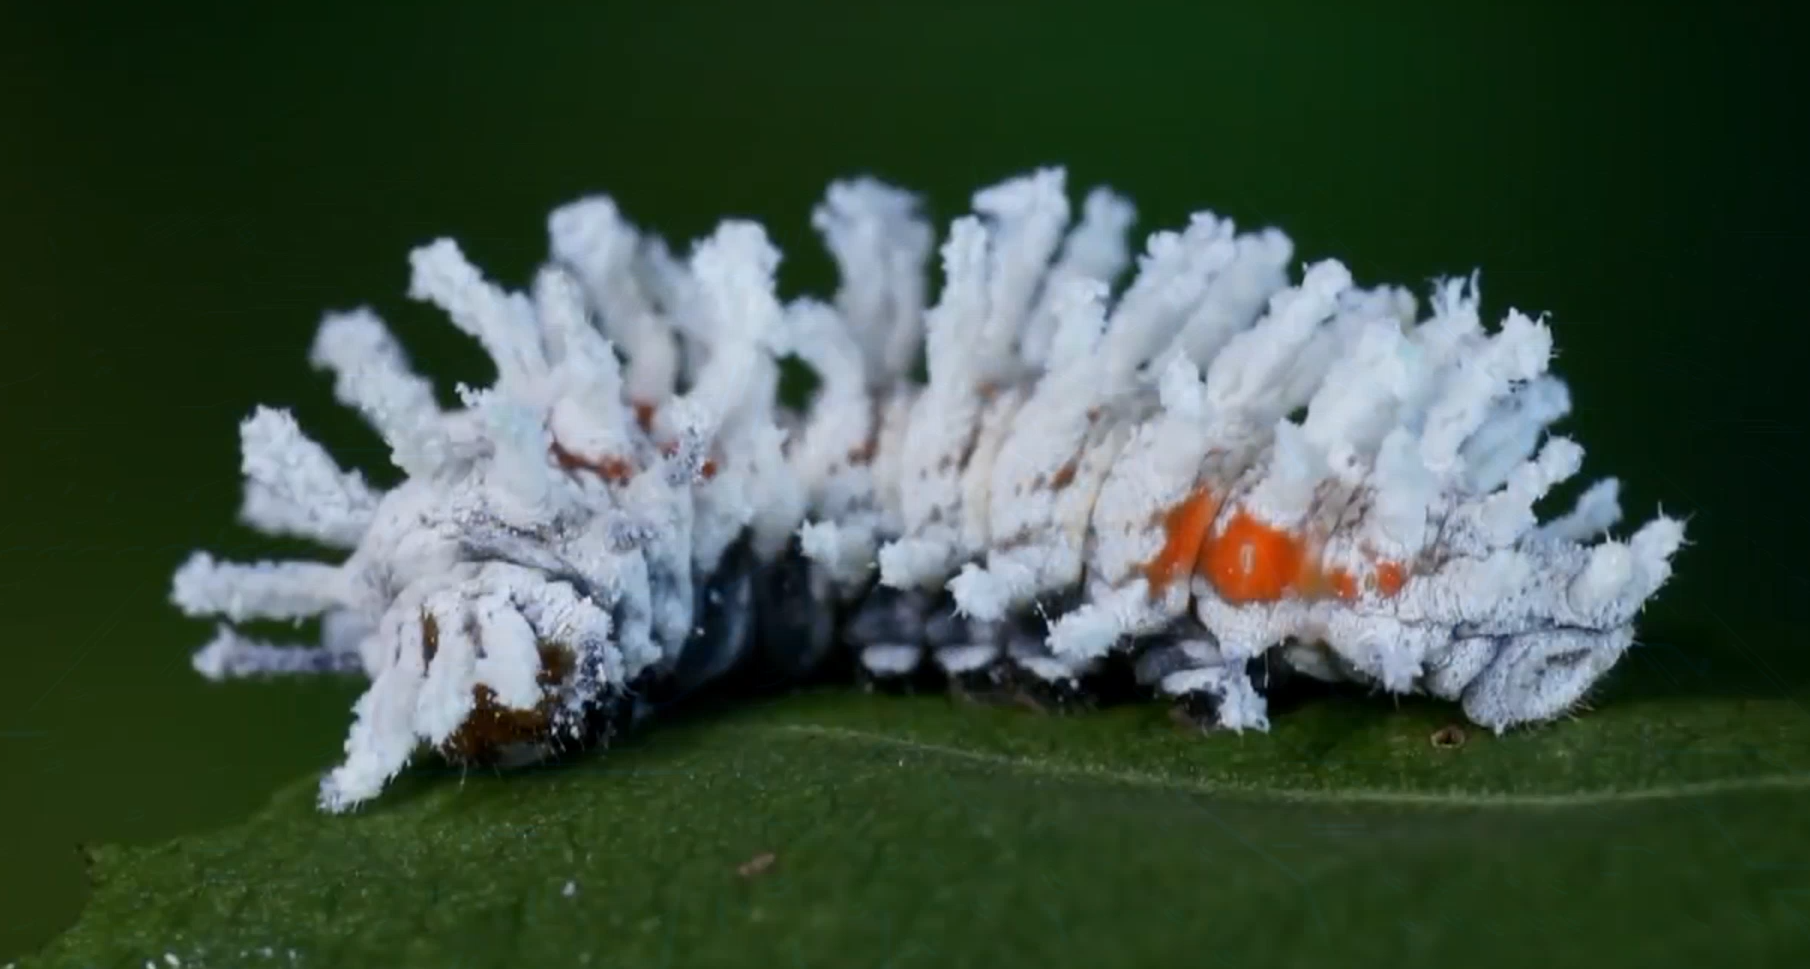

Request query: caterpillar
[{"left": 169, "top": 168, "right": 1685, "bottom": 813}]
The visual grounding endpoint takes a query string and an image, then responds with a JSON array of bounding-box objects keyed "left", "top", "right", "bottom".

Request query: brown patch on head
[
  {"left": 1049, "top": 461, "right": 1078, "bottom": 490},
  {"left": 438, "top": 643, "right": 575, "bottom": 766}
]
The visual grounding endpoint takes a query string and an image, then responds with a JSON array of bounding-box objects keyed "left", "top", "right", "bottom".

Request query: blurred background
[{"left": 0, "top": 0, "right": 1799, "bottom": 958}]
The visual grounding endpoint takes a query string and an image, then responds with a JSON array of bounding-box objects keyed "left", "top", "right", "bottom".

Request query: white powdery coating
[
  {"left": 1033, "top": 255, "right": 1357, "bottom": 663},
  {"left": 173, "top": 166, "right": 1687, "bottom": 812},
  {"left": 678, "top": 221, "right": 799, "bottom": 568},
  {"left": 237, "top": 406, "right": 381, "bottom": 548},
  {"left": 1099, "top": 212, "right": 1241, "bottom": 391},
  {"left": 174, "top": 197, "right": 797, "bottom": 812},
  {"left": 309, "top": 308, "right": 456, "bottom": 479},
  {"left": 547, "top": 196, "right": 681, "bottom": 408},
  {"left": 1017, "top": 187, "right": 1137, "bottom": 369},
  {"left": 970, "top": 167, "right": 1072, "bottom": 385},
  {"left": 837, "top": 169, "right": 1682, "bottom": 731},
  {"left": 783, "top": 300, "right": 874, "bottom": 518},
  {"left": 1149, "top": 228, "right": 1294, "bottom": 378},
  {"left": 950, "top": 277, "right": 1114, "bottom": 620},
  {"left": 536, "top": 266, "right": 637, "bottom": 463},
  {"left": 192, "top": 626, "right": 365, "bottom": 679},
  {"left": 409, "top": 238, "right": 549, "bottom": 393},
  {"left": 172, "top": 554, "right": 348, "bottom": 623},
  {"left": 811, "top": 177, "right": 934, "bottom": 384},
  {"left": 877, "top": 218, "right": 995, "bottom": 589}
]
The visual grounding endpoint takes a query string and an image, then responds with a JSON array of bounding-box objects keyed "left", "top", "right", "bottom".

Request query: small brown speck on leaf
[
  {"left": 1431, "top": 724, "right": 1467, "bottom": 749},
  {"left": 737, "top": 851, "right": 777, "bottom": 879}
]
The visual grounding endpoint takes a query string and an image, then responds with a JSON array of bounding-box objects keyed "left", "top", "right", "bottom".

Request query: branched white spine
[{"left": 236, "top": 407, "right": 380, "bottom": 549}]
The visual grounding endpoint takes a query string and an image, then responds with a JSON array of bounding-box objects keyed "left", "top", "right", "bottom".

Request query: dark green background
[{"left": 1, "top": 0, "right": 1800, "bottom": 961}]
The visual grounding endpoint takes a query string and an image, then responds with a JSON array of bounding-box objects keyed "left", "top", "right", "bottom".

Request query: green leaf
[{"left": 23, "top": 674, "right": 1810, "bottom": 969}]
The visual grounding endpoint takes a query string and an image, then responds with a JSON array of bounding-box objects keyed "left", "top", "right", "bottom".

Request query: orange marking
[
  {"left": 656, "top": 440, "right": 719, "bottom": 481},
  {"left": 1143, "top": 487, "right": 1219, "bottom": 593},
  {"left": 631, "top": 400, "right": 656, "bottom": 432},
  {"left": 1373, "top": 560, "right": 1407, "bottom": 597},
  {"left": 1138, "top": 501, "right": 1414, "bottom": 607},
  {"left": 1198, "top": 510, "right": 1308, "bottom": 603},
  {"left": 1288, "top": 558, "right": 1340, "bottom": 600},
  {"left": 550, "top": 442, "right": 635, "bottom": 484}
]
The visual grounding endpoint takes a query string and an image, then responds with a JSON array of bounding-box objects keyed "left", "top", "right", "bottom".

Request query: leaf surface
[{"left": 25, "top": 673, "right": 1810, "bottom": 969}]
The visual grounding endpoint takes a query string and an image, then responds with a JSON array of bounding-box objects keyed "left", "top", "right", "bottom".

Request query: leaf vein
[{"left": 771, "top": 724, "right": 1810, "bottom": 809}]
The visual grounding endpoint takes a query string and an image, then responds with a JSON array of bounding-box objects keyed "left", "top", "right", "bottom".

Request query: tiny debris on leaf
[
  {"left": 1431, "top": 724, "right": 1468, "bottom": 749},
  {"left": 737, "top": 851, "right": 777, "bottom": 878}
]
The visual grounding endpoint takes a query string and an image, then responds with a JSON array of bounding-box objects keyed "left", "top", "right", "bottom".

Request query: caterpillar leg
[
  {"left": 1133, "top": 630, "right": 1272, "bottom": 732},
  {"left": 665, "top": 535, "right": 759, "bottom": 699},
  {"left": 751, "top": 536, "right": 840, "bottom": 683},
  {"left": 844, "top": 585, "right": 933, "bottom": 689},
  {"left": 973, "top": 602, "right": 1096, "bottom": 714},
  {"left": 925, "top": 608, "right": 1011, "bottom": 703}
]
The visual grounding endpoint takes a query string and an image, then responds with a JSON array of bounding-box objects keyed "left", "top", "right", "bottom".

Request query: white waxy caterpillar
[{"left": 170, "top": 168, "right": 1685, "bottom": 812}]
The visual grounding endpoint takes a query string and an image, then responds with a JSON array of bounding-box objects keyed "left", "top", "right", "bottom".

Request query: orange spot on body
[
  {"left": 1198, "top": 511, "right": 1308, "bottom": 603},
  {"left": 1143, "top": 487, "right": 1219, "bottom": 593},
  {"left": 1314, "top": 555, "right": 1410, "bottom": 601},
  {"left": 1373, "top": 560, "right": 1407, "bottom": 597},
  {"left": 1138, "top": 499, "right": 1415, "bottom": 607}
]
